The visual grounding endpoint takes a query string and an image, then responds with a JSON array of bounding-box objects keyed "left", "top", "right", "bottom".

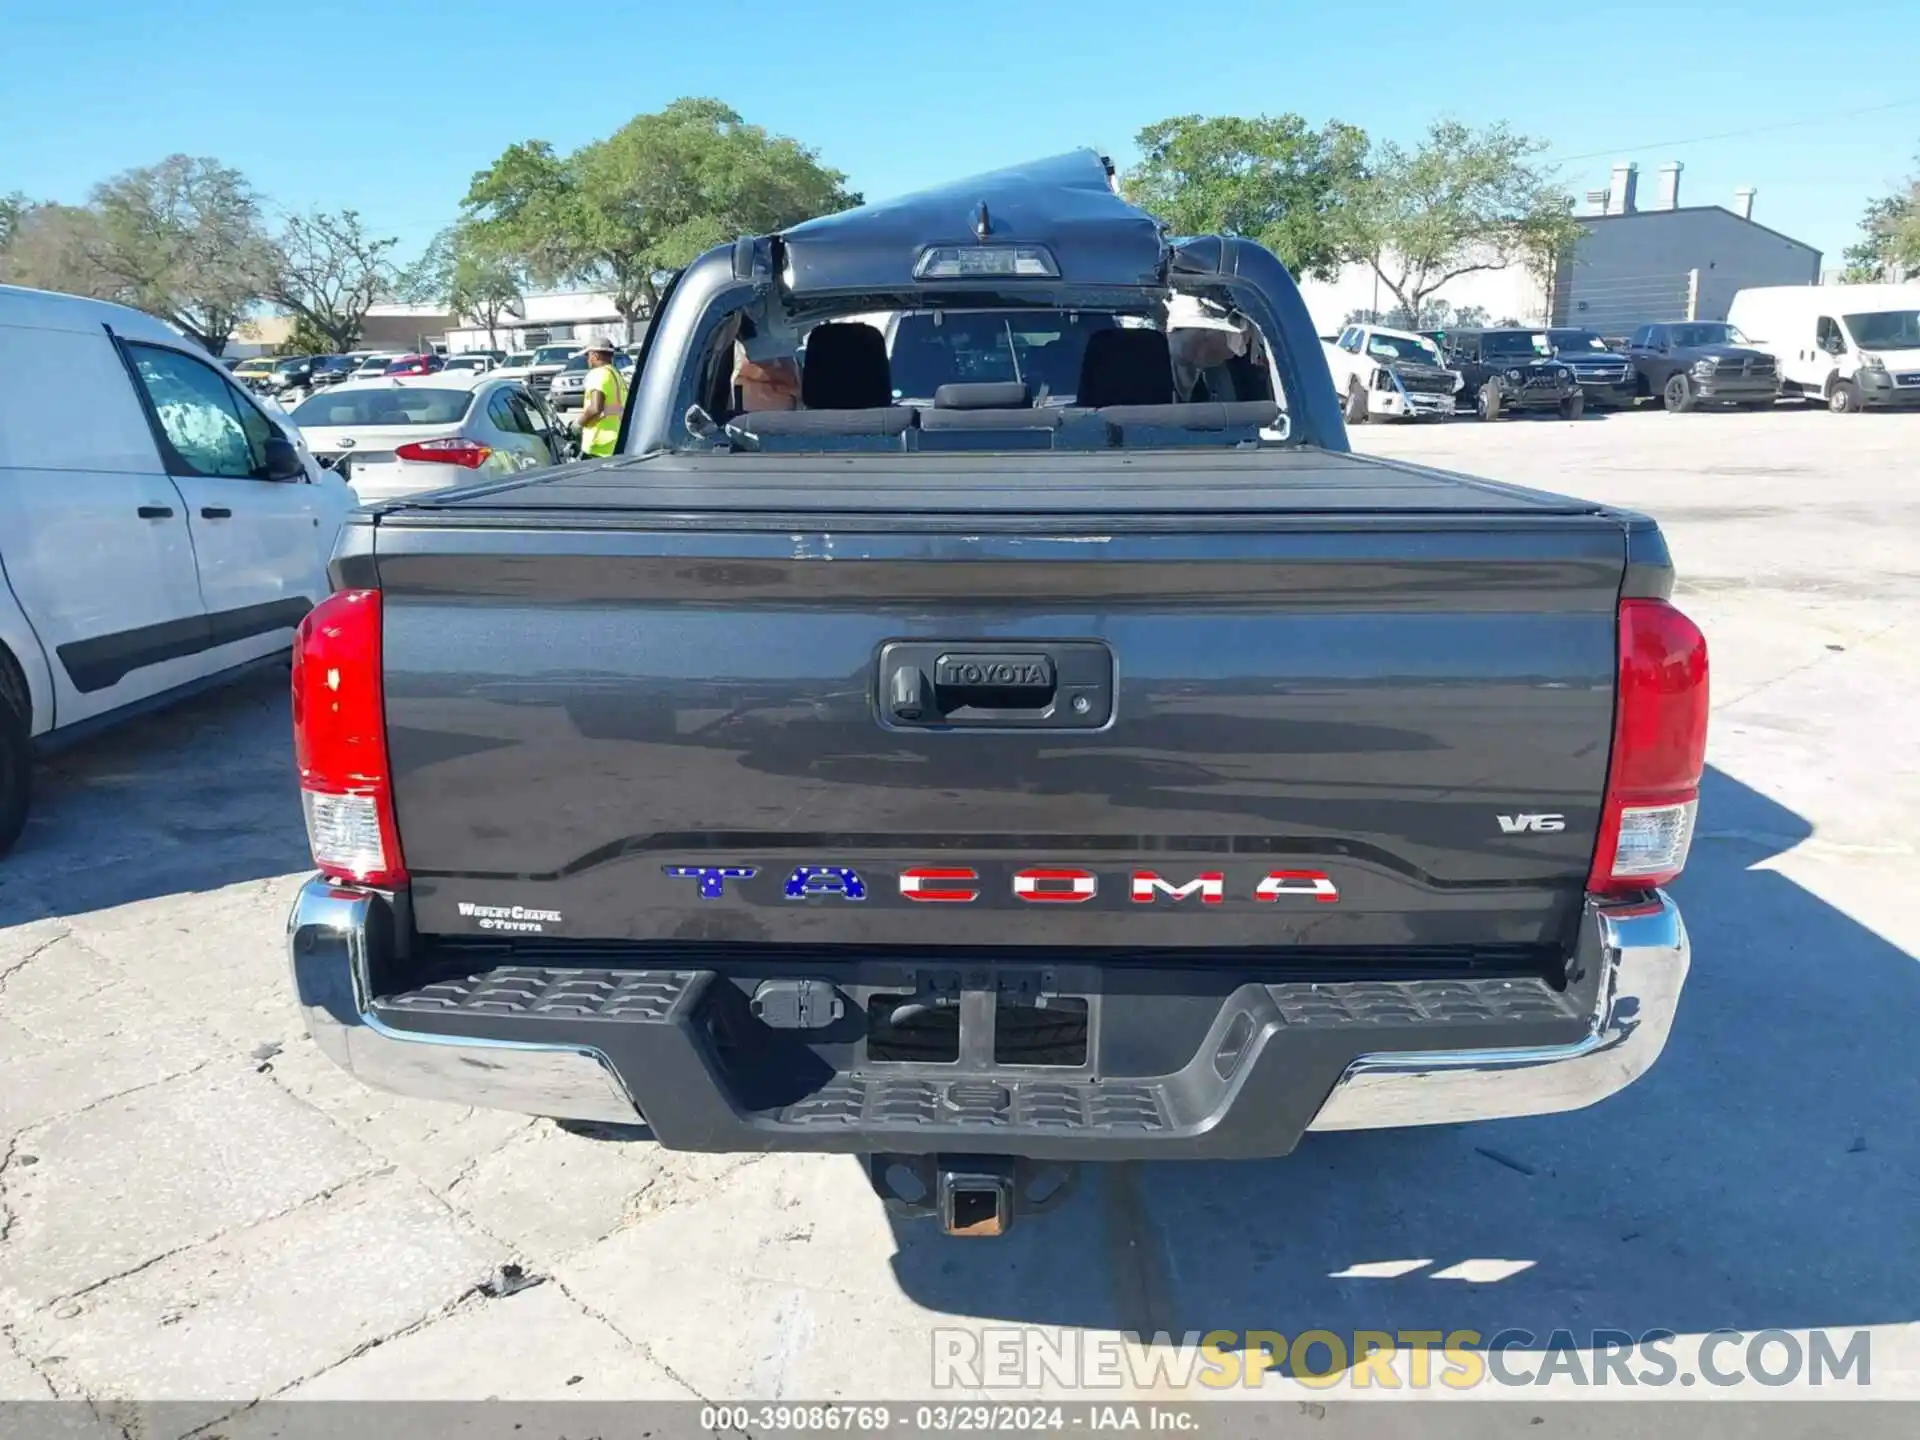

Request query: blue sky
[{"left": 3, "top": 0, "right": 1916, "bottom": 272}]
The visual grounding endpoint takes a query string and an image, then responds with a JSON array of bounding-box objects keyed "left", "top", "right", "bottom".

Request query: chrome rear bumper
[
  {"left": 288, "top": 884, "right": 640, "bottom": 1124},
  {"left": 1308, "top": 896, "right": 1688, "bottom": 1129},
  {"left": 288, "top": 883, "right": 1688, "bottom": 1141}
]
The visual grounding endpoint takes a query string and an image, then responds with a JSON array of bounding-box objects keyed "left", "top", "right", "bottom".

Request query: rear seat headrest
[
  {"left": 1076, "top": 328, "right": 1175, "bottom": 407},
  {"left": 801, "top": 322, "right": 892, "bottom": 409},
  {"left": 933, "top": 381, "right": 1030, "bottom": 409}
]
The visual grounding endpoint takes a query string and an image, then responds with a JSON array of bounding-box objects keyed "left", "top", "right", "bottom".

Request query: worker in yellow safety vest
[{"left": 577, "top": 339, "right": 626, "bottom": 457}]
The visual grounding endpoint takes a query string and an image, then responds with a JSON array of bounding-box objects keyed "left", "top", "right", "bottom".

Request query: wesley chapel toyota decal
[{"left": 663, "top": 865, "right": 1340, "bottom": 904}]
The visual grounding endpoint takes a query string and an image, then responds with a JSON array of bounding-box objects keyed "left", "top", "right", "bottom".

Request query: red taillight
[
  {"left": 394, "top": 437, "right": 491, "bottom": 468},
  {"left": 292, "top": 589, "right": 406, "bottom": 887},
  {"left": 1587, "top": 598, "right": 1709, "bottom": 895}
]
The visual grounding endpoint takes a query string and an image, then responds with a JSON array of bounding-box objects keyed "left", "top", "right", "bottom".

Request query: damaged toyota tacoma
[{"left": 287, "top": 152, "right": 1704, "bottom": 1236}]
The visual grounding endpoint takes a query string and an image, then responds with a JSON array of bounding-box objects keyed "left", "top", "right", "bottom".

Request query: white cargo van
[
  {"left": 1727, "top": 283, "right": 1920, "bottom": 413},
  {"left": 0, "top": 285, "right": 354, "bottom": 854}
]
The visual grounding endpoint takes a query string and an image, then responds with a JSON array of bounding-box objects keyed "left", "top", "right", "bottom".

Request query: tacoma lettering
[{"left": 664, "top": 865, "right": 1338, "bottom": 904}]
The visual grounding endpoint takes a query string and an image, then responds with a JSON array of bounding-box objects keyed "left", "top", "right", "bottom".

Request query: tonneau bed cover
[{"left": 368, "top": 448, "right": 1613, "bottom": 520}]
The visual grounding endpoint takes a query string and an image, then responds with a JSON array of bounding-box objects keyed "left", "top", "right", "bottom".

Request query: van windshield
[{"left": 1843, "top": 311, "right": 1920, "bottom": 351}]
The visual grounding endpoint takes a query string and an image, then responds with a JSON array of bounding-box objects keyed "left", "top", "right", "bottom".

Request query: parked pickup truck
[
  {"left": 1322, "top": 323, "right": 1461, "bottom": 422},
  {"left": 1546, "top": 328, "right": 1637, "bottom": 409},
  {"left": 287, "top": 152, "right": 1704, "bottom": 1237},
  {"left": 1626, "top": 321, "right": 1779, "bottom": 412}
]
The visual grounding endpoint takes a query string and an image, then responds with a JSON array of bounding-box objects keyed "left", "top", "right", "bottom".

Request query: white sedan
[
  {"left": 284, "top": 374, "right": 568, "bottom": 503},
  {"left": 349, "top": 353, "right": 401, "bottom": 380}
]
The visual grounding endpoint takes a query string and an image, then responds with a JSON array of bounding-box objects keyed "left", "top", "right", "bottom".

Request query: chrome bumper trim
[
  {"left": 289, "top": 880, "right": 1686, "bottom": 1137},
  {"left": 1307, "top": 893, "right": 1689, "bottom": 1130},
  {"left": 287, "top": 881, "right": 644, "bottom": 1124}
]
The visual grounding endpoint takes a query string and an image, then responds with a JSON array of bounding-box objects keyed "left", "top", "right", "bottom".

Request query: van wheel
[
  {"left": 0, "top": 654, "right": 30, "bottom": 859},
  {"left": 1477, "top": 383, "right": 1502, "bottom": 421},
  {"left": 1344, "top": 381, "right": 1368, "bottom": 424},
  {"left": 1828, "top": 380, "right": 1863, "bottom": 414},
  {"left": 1663, "top": 374, "right": 1696, "bottom": 413}
]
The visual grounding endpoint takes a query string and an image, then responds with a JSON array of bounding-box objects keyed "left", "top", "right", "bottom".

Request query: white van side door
[
  {"left": 0, "top": 318, "right": 208, "bottom": 729},
  {"left": 118, "top": 341, "right": 332, "bottom": 666},
  {"left": 1810, "top": 315, "right": 1848, "bottom": 391}
]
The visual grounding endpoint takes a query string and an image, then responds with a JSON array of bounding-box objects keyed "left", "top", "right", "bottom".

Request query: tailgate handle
[
  {"left": 879, "top": 642, "right": 1112, "bottom": 729},
  {"left": 933, "top": 653, "right": 1056, "bottom": 710}
]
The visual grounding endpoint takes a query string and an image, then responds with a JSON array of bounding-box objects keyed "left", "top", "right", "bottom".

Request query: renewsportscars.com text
[{"left": 932, "top": 1328, "right": 1872, "bottom": 1391}]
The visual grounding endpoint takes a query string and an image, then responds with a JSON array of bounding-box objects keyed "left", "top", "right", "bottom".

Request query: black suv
[
  {"left": 309, "top": 355, "right": 359, "bottom": 388},
  {"left": 1430, "top": 328, "right": 1583, "bottom": 420},
  {"left": 1626, "top": 322, "right": 1778, "bottom": 412},
  {"left": 1547, "top": 328, "right": 1636, "bottom": 408}
]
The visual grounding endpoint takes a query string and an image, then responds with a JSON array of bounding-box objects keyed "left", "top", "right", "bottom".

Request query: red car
[{"left": 383, "top": 353, "right": 445, "bottom": 376}]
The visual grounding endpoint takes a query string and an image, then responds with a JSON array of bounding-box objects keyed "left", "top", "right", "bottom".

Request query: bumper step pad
[
  {"left": 382, "top": 966, "right": 699, "bottom": 1021},
  {"left": 366, "top": 962, "right": 1591, "bottom": 1158},
  {"left": 293, "top": 882, "right": 1688, "bottom": 1155},
  {"left": 783, "top": 1075, "right": 1169, "bottom": 1132}
]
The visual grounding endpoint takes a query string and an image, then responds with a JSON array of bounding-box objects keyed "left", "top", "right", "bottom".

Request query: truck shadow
[
  {"left": 882, "top": 764, "right": 1920, "bottom": 1359},
  {"left": 0, "top": 667, "right": 310, "bottom": 926}
]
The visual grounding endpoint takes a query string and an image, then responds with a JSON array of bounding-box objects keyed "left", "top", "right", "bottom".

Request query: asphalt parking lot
[{"left": 1, "top": 404, "right": 1916, "bottom": 1418}]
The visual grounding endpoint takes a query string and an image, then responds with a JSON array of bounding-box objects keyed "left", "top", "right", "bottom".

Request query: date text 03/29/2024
[{"left": 699, "top": 1406, "right": 1195, "bottom": 1433}]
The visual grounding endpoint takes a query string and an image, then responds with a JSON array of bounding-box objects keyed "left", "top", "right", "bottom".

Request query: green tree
[
  {"left": 398, "top": 224, "right": 524, "bottom": 348},
  {"left": 286, "top": 314, "right": 335, "bottom": 356},
  {"left": 1343, "top": 299, "right": 1490, "bottom": 331},
  {"left": 0, "top": 192, "right": 27, "bottom": 253},
  {"left": 464, "top": 98, "right": 860, "bottom": 340},
  {"left": 1123, "top": 113, "right": 1369, "bottom": 282},
  {"left": 1842, "top": 165, "right": 1920, "bottom": 282},
  {"left": 87, "top": 155, "right": 276, "bottom": 354},
  {"left": 446, "top": 233, "right": 523, "bottom": 349},
  {"left": 269, "top": 208, "right": 398, "bottom": 351},
  {"left": 0, "top": 201, "right": 117, "bottom": 297},
  {"left": 392, "top": 227, "right": 457, "bottom": 304},
  {"left": 1345, "top": 120, "right": 1577, "bottom": 321}
]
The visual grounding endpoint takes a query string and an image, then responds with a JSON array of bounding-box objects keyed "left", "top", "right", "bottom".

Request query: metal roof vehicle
[
  {"left": 0, "top": 284, "right": 351, "bottom": 852},
  {"left": 284, "top": 373, "right": 565, "bottom": 503},
  {"left": 284, "top": 152, "right": 1701, "bottom": 1239}
]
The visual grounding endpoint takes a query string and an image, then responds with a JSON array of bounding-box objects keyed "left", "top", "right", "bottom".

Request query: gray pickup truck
[{"left": 286, "top": 153, "right": 1705, "bottom": 1237}]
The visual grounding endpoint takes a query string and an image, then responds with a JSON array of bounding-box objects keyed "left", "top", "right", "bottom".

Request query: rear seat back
[
  {"left": 801, "top": 322, "right": 893, "bottom": 409},
  {"left": 729, "top": 406, "right": 915, "bottom": 439},
  {"left": 1098, "top": 400, "right": 1279, "bottom": 442},
  {"left": 1076, "top": 328, "right": 1176, "bottom": 407},
  {"left": 920, "top": 380, "right": 1054, "bottom": 432},
  {"left": 919, "top": 409, "right": 1060, "bottom": 432},
  {"left": 1096, "top": 401, "right": 1280, "bottom": 429}
]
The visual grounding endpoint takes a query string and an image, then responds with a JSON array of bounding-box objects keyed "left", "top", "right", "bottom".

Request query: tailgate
[{"left": 372, "top": 462, "right": 1631, "bottom": 955}]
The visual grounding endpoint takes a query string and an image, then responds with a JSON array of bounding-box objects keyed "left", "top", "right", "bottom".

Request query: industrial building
[
  {"left": 440, "top": 288, "right": 641, "bottom": 355},
  {"left": 1549, "top": 162, "right": 1823, "bottom": 334}
]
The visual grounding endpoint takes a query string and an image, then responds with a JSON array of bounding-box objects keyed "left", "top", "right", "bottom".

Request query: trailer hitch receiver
[{"left": 866, "top": 1153, "right": 1079, "bottom": 1236}]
